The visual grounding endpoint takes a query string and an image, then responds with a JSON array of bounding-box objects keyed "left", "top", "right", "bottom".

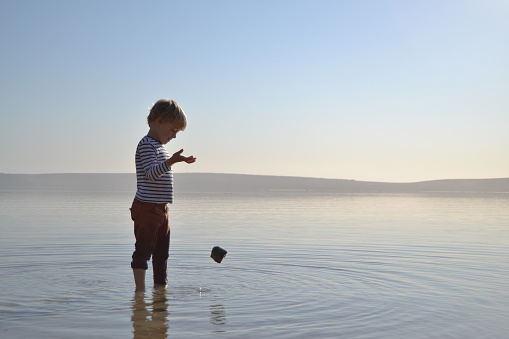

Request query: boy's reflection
[{"left": 131, "top": 288, "right": 169, "bottom": 339}]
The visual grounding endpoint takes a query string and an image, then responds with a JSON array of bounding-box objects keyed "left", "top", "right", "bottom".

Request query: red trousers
[{"left": 130, "top": 198, "right": 170, "bottom": 285}]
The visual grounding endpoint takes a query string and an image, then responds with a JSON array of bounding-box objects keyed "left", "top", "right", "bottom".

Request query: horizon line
[{"left": 1, "top": 172, "right": 508, "bottom": 185}]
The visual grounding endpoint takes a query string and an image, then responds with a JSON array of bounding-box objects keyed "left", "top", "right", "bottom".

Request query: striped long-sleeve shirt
[{"left": 134, "top": 136, "right": 174, "bottom": 204}]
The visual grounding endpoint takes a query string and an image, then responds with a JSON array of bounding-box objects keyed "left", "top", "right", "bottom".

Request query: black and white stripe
[{"left": 134, "top": 136, "right": 174, "bottom": 204}]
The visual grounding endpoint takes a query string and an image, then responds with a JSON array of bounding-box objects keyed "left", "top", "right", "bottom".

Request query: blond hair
[{"left": 147, "top": 99, "right": 187, "bottom": 130}]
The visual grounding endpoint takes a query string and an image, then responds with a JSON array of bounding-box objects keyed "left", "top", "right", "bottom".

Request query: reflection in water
[
  {"left": 131, "top": 287, "right": 227, "bottom": 337},
  {"left": 210, "top": 300, "right": 227, "bottom": 332},
  {"left": 131, "top": 287, "right": 169, "bottom": 339},
  {"left": 210, "top": 301, "right": 226, "bottom": 333}
]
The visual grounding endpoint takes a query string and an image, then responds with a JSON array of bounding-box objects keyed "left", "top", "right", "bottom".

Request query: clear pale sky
[{"left": 1, "top": 0, "right": 508, "bottom": 182}]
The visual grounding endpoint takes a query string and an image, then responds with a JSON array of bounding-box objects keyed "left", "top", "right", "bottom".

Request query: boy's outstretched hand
[{"left": 167, "top": 149, "right": 196, "bottom": 167}]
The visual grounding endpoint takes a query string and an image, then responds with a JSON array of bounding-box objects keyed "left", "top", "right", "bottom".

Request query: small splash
[{"left": 198, "top": 286, "right": 211, "bottom": 293}]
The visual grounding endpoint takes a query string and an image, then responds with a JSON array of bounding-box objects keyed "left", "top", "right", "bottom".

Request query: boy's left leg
[
  {"left": 152, "top": 207, "right": 170, "bottom": 286},
  {"left": 133, "top": 268, "right": 146, "bottom": 292}
]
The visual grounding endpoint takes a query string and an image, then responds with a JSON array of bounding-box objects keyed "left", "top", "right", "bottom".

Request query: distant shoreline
[{"left": 1, "top": 173, "right": 508, "bottom": 193}]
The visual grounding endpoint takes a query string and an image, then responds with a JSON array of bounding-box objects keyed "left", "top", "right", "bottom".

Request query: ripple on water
[{"left": 1, "top": 191, "right": 508, "bottom": 338}]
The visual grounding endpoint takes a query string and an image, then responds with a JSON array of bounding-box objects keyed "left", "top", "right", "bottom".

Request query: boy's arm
[
  {"left": 138, "top": 144, "right": 171, "bottom": 181},
  {"left": 139, "top": 146, "right": 196, "bottom": 181},
  {"left": 166, "top": 149, "right": 196, "bottom": 167}
]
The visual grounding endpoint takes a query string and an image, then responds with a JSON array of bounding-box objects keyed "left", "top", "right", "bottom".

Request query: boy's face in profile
[{"left": 151, "top": 118, "right": 180, "bottom": 145}]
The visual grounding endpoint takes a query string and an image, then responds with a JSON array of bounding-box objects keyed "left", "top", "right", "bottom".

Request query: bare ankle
[{"left": 132, "top": 268, "right": 146, "bottom": 291}]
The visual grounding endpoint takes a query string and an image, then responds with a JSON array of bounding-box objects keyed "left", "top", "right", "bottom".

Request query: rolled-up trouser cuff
[{"left": 131, "top": 260, "right": 148, "bottom": 270}]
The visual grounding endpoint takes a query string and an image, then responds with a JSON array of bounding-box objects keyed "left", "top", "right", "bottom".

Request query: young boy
[{"left": 131, "top": 99, "right": 196, "bottom": 291}]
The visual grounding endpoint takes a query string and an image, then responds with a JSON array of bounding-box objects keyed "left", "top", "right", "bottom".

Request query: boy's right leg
[{"left": 152, "top": 211, "right": 170, "bottom": 286}]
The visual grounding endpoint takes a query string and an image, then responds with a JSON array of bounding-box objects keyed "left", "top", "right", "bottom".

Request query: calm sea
[{"left": 0, "top": 189, "right": 508, "bottom": 338}]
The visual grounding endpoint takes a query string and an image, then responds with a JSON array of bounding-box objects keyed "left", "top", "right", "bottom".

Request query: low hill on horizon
[{"left": 1, "top": 173, "right": 508, "bottom": 193}]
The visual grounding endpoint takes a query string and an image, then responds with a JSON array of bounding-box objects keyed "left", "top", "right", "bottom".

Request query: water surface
[{"left": 0, "top": 190, "right": 508, "bottom": 338}]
